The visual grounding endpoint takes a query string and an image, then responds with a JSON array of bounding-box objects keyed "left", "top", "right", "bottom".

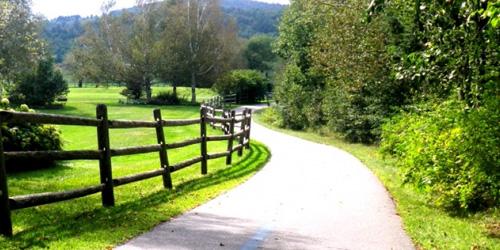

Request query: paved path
[{"left": 117, "top": 106, "right": 414, "bottom": 250}]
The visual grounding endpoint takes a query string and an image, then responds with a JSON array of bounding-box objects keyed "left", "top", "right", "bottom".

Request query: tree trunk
[
  {"left": 191, "top": 72, "right": 196, "bottom": 104},
  {"left": 78, "top": 79, "right": 83, "bottom": 88},
  {"left": 145, "top": 78, "right": 152, "bottom": 103},
  {"left": 173, "top": 84, "right": 177, "bottom": 96}
]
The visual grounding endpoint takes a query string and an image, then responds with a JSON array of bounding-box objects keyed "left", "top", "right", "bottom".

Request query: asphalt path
[{"left": 117, "top": 106, "right": 414, "bottom": 250}]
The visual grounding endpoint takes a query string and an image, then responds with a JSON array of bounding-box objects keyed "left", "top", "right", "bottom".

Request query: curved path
[{"left": 117, "top": 107, "right": 414, "bottom": 250}]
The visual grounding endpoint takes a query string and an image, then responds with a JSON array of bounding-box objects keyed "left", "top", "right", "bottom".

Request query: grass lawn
[
  {"left": 0, "top": 87, "right": 270, "bottom": 249},
  {"left": 255, "top": 109, "right": 499, "bottom": 250}
]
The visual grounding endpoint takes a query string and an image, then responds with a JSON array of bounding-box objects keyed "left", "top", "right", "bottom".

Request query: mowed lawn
[{"left": 0, "top": 87, "right": 270, "bottom": 249}]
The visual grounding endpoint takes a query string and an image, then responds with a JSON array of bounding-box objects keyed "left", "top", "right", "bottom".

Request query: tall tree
[
  {"left": 0, "top": 0, "right": 45, "bottom": 90},
  {"left": 158, "top": 0, "right": 240, "bottom": 103},
  {"left": 243, "top": 34, "right": 277, "bottom": 73},
  {"left": 69, "top": 0, "right": 161, "bottom": 102}
]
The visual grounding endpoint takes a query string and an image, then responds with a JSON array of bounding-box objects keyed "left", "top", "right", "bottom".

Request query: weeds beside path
[{"left": 255, "top": 109, "right": 500, "bottom": 250}]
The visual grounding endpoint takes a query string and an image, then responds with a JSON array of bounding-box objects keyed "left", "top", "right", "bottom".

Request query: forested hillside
[{"left": 42, "top": 0, "right": 285, "bottom": 63}]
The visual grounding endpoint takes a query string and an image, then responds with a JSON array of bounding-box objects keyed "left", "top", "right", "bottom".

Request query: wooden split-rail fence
[
  {"left": 204, "top": 94, "right": 238, "bottom": 109},
  {"left": 0, "top": 104, "right": 252, "bottom": 236}
]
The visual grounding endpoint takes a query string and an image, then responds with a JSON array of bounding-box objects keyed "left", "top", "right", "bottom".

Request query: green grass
[
  {"left": 255, "top": 108, "right": 499, "bottom": 250},
  {"left": 0, "top": 87, "right": 270, "bottom": 249},
  {"left": 64, "top": 85, "right": 216, "bottom": 104}
]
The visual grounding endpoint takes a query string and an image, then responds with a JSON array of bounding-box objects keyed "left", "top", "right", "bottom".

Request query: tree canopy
[
  {"left": 0, "top": 0, "right": 45, "bottom": 85},
  {"left": 272, "top": 0, "right": 499, "bottom": 211}
]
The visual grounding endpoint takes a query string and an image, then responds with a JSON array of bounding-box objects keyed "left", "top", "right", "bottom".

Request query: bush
[
  {"left": 120, "top": 86, "right": 143, "bottom": 100},
  {"left": 9, "top": 58, "right": 68, "bottom": 106},
  {"left": 212, "top": 70, "right": 267, "bottom": 104},
  {"left": 380, "top": 98, "right": 500, "bottom": 211},
  {"left": 1, "top": 102, "right": 63, "bottom": 172},
  {"left": 259, "top": 107, "right": 285, "bottom": 127},
  {"left": 273, "top": 63, "right": 325, "bottom": 130},
  {"left": 149, "top": 91, "right": 183, "bottom": 105},
  {"left": 321, "top": 85, "right": 384, "bottom": 144}
]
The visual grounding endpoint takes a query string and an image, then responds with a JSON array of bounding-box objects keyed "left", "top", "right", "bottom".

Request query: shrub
[
  {"left": 149, "top": 91, "right": 183, "bottom": 105},
  {"left": 9, "top": 58, "right": 68, "bottom": 106},
  {"left": 380, "top": 98, "right": 500, "bottom": 211},
  {"left": 273, "top": 63, "right": 325, "bottom": 130},
  {"left": 212, "top": 70, "right": 267, "bottom": 104},
  {"left": 259, "top": 107, "right": 285, "bottom": 128},
  {"left": 321, "top": 85, "right": 384, "bottom": 144},
  {"left": 120, "top": 87, "right": 143, "bottom": 101},
  {"left": 1, "top": 103, "right": 63, "bottom": 172}
]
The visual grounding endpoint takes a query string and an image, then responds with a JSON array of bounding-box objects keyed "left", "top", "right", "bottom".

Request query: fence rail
[{"left": 0, "top": 104, "right": 252, "bottom": 236}]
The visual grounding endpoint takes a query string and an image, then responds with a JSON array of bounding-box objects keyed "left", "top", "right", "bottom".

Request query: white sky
[{"left": 32, "top": 0, "right": 290, "bottom": 19}]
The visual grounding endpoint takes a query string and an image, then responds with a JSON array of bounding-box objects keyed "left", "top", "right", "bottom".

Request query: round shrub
[
  {"left": 1, "top": 104, "right": 63, "bottom": 172},
  {"left": 148, "top": 91, "right": 183, "bottom": 105},
  {"left": 212, "top": 70, "right": 267, "bottom": 104},
  {"left": 380, "top": 98, "right": 499, "bottom": 211}
]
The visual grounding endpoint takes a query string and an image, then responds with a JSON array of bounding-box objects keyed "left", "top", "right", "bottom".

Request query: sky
[{"left": 32, "top": 0, "right": 290, "bottom": 19}]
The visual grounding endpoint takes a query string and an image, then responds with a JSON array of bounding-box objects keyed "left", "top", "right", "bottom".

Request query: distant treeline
[{"left": 42, "top": 0, "right": 285, "bottom": 63}]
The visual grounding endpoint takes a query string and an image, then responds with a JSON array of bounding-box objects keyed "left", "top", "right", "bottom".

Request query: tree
[
  {"left": 212, "top": 69, "right": 267, "bottom": 103},
  {"left": 243, "top": 34, "right": 277, "bottom": 73},
  {"left": 69, "top": 0, "right": 161, "bottom": 102},
  {"left": 9, "top": 57, "right": 68, "bottom": 106},
  {"left": 0, "top": 0, "right": 45, "bottom": 90},
  {"left": 273, "top": 0, "right": 327, "bottom": 129},
  {"left": 63, "top": 46, "right": 91, "bottom": 87},
  {"left": 158, "top": 0, "right": 241, "bottom": 103}
]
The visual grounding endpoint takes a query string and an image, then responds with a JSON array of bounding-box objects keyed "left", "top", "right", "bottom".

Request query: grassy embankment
[
  {"left": 256, "top": 108, "right": 499, "bottom": 250},
  {"left": 0, "top": 87, "right": 270, "bottom": 249}
]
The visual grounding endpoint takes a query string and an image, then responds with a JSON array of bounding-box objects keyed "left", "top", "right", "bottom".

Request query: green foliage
[
  {"left": 71, "top": 3, "right": 162, "bottom": 102},
  {"left": 1, "top": 104, "right": 63, "bottom": 172},
  {"left": 243, "top": 34, "right": 277, "bottom": 72},
  {"left": 274, "top": 0, "right": 499, "bottom": 146},
  {"left": 381, "top": 98, "right": 500, "bottom": 211},
  {"left": 9, "top": 58, "right": 68, "bottom": 106},
  {"left": 157, "top": 0, "right": 241, "bottom": 103},
  {"left": 273, "top": 63, "right": 321, "bottom": 129},
  {"left": 0, "top": 0, "right": 44, "bottom": 83},
  {"left": 212, "top": 69, "right": 267, "bottom": 104},
  {"left": 149, "top": 91, "right": 184, "bottom": 105},
  {"left": 258, "top": 106, "right": 284, "bottom": 128},
  {"left": 44, "top": 1, "right": 283, "bottom": 67},
  {"left": 274, "top": 0, "right": 388, "bottom": 142},
  {"left": 255, "top": 110, "right": 500, "bottom": 249},
  {"left": 222, "top": 0, "right": 284, "bottom": 38},
  {"left": 388, "top": 0, "right": 500, "bottom": 106},
  {"left": 484, "top": 1, "right": 500, "bottom": 28},
  {"left": 272, "top": 0, "right": 500, "bottom": 213},
  {"left": 42, "top": 16, "right": 85, "bottom": 63},
  {"left": 311, "top": 0, "right": 392, "bottom": 143}
]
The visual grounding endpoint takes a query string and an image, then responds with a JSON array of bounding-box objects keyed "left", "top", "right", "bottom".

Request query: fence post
[
  {"left": 154, "top": 109, "right": 173, "bottom": 189},
  {"left": 200, "top": 106, "right": 208, "bottom": 175},
  {"left": 238, "top": 109, "right": 247, "bottom": 157},
  {"left": 246, "top": 109, "right": 252, "bottom": 149},
  {"left": 0, "top": 126, "right": 12, "bottom": 237},
  {"left": 211, "top": 107, "right": 216, "bottom": 129},
  {"left": 226, "top": 111, "right": 236, "bottom": 165},
  {"left": 221, "top": 109, "right": 229, "bottom": 135},
  {"left": 96, "top": 104, "right": 115, "bottom": 207}
]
